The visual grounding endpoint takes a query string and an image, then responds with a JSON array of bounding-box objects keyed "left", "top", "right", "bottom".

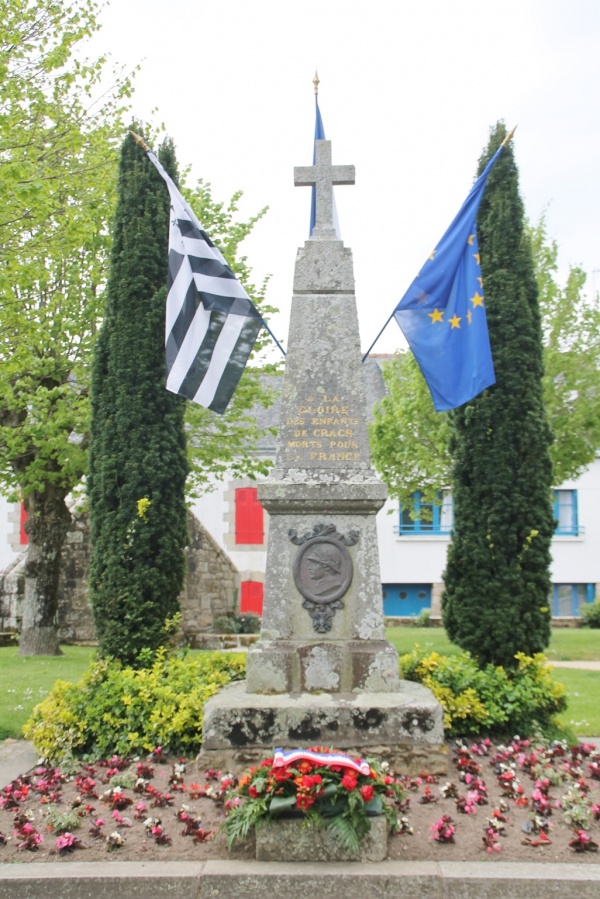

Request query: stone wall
[{"left": 0, "top": 509, "right": 238, "bottom": 645}]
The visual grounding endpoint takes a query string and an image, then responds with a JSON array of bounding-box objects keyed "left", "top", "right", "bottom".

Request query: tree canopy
[
  {"left": 88, "top": 134, "right": 189, "bottom": 664},
  {"left": 0, "top": 0, "right": 278, "bottom": 655},
  {"left": 442, "top": 123, "right": 554, "bottom": 667}
]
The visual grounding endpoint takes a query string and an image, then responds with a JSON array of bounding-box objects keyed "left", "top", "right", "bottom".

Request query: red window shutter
[
  {"left": 240, "top": 581, "right": 263, "bottom": 616},
  {"left": 235, "top": 487, "right": 264, "bottom": 544},
  {"left": 20, "top": 503, "right": 28, "bottom": 545}
]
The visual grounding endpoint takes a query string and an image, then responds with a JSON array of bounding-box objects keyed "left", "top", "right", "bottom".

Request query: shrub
[
  {"left": 580, "top": 600, "right": 600, "bottom": 629},
  {"left": 212, "top": 613, "right": 261, "bottom": 634},
  {"left": 212, "top": 615, "right": 241, "bottom": 634},
  {"left": 23, "top": 649, "right": 246, "bottom": 762},
  {"left": 399, "top": 646, "right": 567, "bottom": 738},
  {"left": 237, "top": 613, "right": 261, "bottom": 634},
  {"left": 412, "top": 610, "right": 433, "bottom": 628}
]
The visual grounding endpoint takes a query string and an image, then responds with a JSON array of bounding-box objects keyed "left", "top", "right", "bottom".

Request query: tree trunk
[{"left": 18, "top": 488, "right": 72, "bottom": 656}]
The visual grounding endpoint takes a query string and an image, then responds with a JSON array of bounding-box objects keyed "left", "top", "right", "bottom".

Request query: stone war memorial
[{"left": 202, "top": 140, "right": 444, "bottom": 775}]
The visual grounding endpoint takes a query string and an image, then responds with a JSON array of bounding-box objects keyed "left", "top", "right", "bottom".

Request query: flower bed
[{"left": 0, "top": 739, "right": 599, "bottom": 864}]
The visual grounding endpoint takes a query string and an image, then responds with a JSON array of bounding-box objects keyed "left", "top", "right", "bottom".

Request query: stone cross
[{"left": 294, "top": 140, "right": 355, "bottom": 239}]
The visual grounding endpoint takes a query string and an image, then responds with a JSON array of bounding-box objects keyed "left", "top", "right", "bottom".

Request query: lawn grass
[
  {"left": 0, "top": 631, "right": 598, "bottom": 743},
  {"left": 386, "top": 625, "right": 600, "bottom": 661},
  {"left": 553, "top": 669, "right": 600, "bottom": 736},
  {"left": 0, "top": 646, "right": 95, "bottom": 740}
]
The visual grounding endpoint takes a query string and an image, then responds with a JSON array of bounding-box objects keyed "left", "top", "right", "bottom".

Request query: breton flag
[
  {"left": 140, "top": 140, "right": 263, "bottom": 415},
  {"left": 392, "top": 143, "right": 506, "bottom": 411}
]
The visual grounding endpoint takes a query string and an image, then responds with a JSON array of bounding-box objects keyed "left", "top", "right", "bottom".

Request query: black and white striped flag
[{"left": 146, "top": 148, "right": 263, "bottom": 415}]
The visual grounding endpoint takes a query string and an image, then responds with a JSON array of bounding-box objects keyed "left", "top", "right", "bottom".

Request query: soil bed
[{"left": 0, "top": 739, "right": 599, "bottom": 865}]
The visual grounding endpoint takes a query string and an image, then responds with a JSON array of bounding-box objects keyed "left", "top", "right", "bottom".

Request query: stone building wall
[{"left": 0, "top": 509, "right": 238, "bottom": 644}]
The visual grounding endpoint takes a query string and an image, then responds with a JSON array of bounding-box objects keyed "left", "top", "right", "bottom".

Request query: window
[
  {"left": 235, "top": 487, "right": 264, "bottom": 544},
  {"left": 552, "top": 584, "right": 595, "bottom": 617},
  {"left": 553, "top": 490, "right": 578, "bottom": 535},
  {"left": 398, "top": 491, "right": 453, "bottom": 535},
  {"left": 240, "top": 581, "right": 263, "bottom": 615}
]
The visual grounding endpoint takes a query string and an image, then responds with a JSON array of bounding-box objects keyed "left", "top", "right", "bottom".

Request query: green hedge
[
  {"left": 24, "top": 645, "right": 570, "bottom": 762},
  {"left": 24, "top": 649, "right": 246, "bottom": 761},
  {"left": 400, "top": 646, "right": 567, "bottom": 738}
]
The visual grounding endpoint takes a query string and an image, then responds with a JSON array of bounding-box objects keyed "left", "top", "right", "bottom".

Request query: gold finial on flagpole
[
  {"left": 501, "top": 125, "right": 517, "bottom": 147},
  {"left": 313, "top": 70, "right": 319, "bottom": 95},
  {"left": 129, "top": 130, "right": 151, "bottom": 152}
]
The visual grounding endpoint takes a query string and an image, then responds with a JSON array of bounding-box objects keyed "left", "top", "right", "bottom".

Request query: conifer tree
[
  {"left": 88, "top": 132, "right": 188, "bottom": 665},
  {"left": 441, "top": 123, "right": 554, "bottom": 669}
]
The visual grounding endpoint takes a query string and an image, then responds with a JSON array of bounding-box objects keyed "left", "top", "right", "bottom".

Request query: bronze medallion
[
  {"left": 293, "top": 536, "right": 353, "bottom": 605},
  {"left": 288, "top": 523, "right": 358, "bottom": 632}
]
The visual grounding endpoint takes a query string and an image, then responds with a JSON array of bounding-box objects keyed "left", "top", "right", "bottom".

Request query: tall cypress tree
[
  {"left": 441, "top": 123, "right": 554, "bottom": 669},
  {"left": 88, "top": 131, "right": 188, "bottom": 665}
]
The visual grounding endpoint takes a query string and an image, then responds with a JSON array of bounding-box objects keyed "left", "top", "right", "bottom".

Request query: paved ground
[
  {"left": 550, "top": 660, "right": 600, "bottom": 670},
  {"left": 0, "top": 739, "right": 38, "bottom": 791}
]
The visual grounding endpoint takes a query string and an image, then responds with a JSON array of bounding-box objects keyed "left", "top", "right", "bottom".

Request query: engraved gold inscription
[{"left": 283, "top": 394, "right": 361, "bottom": 463}]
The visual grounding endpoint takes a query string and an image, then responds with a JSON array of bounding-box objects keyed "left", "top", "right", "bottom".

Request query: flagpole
[
  {"left": 260, "top": 320, "right": 286, "bottom": 357},
  {"left": 129, "top": 131, "right": 286, "bottom": 358},
  {"left": 361, "top": 310, "right": 396, "bottom": 362}
]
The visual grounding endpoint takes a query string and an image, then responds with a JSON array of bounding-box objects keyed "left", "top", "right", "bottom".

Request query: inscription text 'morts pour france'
[{"left": 283, "top": 394, "right": 360, "bottom": 464}]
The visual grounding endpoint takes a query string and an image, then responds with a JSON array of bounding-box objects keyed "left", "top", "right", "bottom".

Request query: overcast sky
[{"left": 88, "top": 0, "right": 600, "bottom": 356}]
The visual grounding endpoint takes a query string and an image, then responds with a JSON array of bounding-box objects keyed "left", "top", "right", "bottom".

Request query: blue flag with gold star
[{"left": 394, "top": 146, "right": 503, "bottom": 411}]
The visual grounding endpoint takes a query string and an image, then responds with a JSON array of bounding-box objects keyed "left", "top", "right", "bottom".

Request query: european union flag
[{"left": 394, "top": 146, "right": 503, "bottom": 411}]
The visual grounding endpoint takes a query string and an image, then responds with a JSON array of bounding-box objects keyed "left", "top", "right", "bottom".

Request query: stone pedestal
[
  {"left": 201, "top": 681, "right": 446, "bottom": 775},
  {"left": 255, "top": 816, "right": 388, "bottom": 862},
  {"left": 200, "top": 139, "right": 444, "bottom": 772}
]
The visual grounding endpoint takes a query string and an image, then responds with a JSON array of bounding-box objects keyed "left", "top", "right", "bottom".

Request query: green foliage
[
  {"left": 531, "top": 215, "right": 600, "bottom": 485},
  {"left": 88, "top": 133, "right": 188, "bottom": 665},
  {"left": 44, "top": 806, "right": 81, "bottom": 835},
  {"left": 399, "top": 646, "right": 567, "bottom": 738},
  {"left": 23, "top": 649, "right": 246, "bottom": 761},
  {"left": 561, "top": 787, "right": 593, "bottom": 829},
  {"left": 370, "top": 352, "right": 452, "bottom": 509},
  {"left": 412, "top": 610, "right": 433, "bottom": 628},
  {"left": 212, "top": 613, "right": 261, "bottom": 634},
  {"left": 442, "top": 123, "right": 554, "bottom": 668},
  {"left": 0, "top": 0, "right": 133, "bottom": 653},
  {"left": 579, "top": 601, "right": 600, "bottom": 629},
  {"left": 213, "top": 615, "right": 242, "bottom": 634}
]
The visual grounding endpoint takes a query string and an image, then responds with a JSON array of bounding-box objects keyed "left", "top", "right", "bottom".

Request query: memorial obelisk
[{"left": 202, "top": 140, "right": 444, "bottom": 772}]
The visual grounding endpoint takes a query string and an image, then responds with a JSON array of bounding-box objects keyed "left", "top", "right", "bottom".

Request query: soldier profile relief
[
  {"left": 305, "top": 543, "right": 345, "bottom": 598},
  {"left": 293, "top": 535, "right": 353, "bottom": 606}
]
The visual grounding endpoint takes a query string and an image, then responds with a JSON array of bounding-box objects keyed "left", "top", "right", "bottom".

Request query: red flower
[
  {"left": 274, "top": 768, "right": 294, "bottom": 783},
  {"left": 296, "top": 792, "right": 316, "bottom": 810},
  {"left": 341, "top": 773, "right": 358, "bottom": 791},
  {"left": 360, "top": 784, "right": 375, "bottom": 802},
  {"left": 248, "top": 785, "right": 260, "bottom": 799}
]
